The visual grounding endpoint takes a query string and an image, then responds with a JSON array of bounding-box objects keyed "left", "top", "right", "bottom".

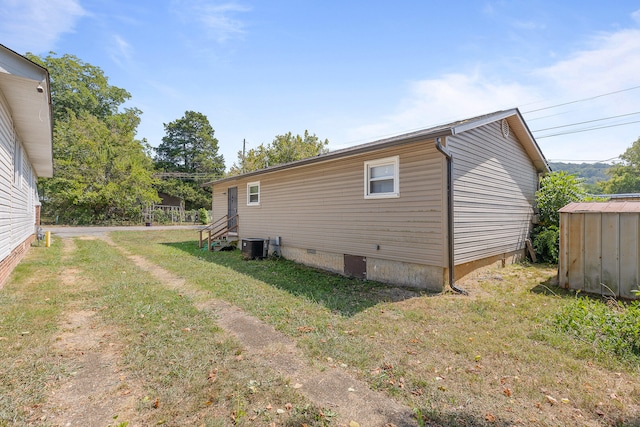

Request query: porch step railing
[{"left": 198, "top": 214, "right": 239, "bottom": 251}]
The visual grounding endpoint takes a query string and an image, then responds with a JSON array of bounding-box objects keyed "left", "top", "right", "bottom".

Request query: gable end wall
[{"left": 448, "top": 121, "right": 538, "bottom": 266}]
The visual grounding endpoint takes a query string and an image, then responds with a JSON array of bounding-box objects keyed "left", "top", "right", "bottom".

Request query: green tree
[
  {"left": 154, "top": 111, "right": 225, "bottom": 175},
  {"left": 598, "top": 137, "right": 640, "bottom": 194},
  {"left": 153, "top": 111, "right": 224, "bottom": 210},
  {"left": 536, "top": 171, "right": 586, "bottom": 228},
  {"left": 229, "top": 130, "right": 329, "bottom": 175},
  {"left": 28, "top": 52, "right": 158, "bottom": 224},
  {"left": 42, "top": 111, "right": 159, "bottom": 223},
  {"left": 26, "top": 52, "right": 131, "bottom": 123},
  {"left": 532, "top": 171, "right": 586, "bottom": 263}
]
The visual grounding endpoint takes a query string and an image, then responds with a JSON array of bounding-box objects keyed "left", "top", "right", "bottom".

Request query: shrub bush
[
  {"left": 197, "top": 208, "right": 210, "bottom": 225},
  {"left": 554, "top": 297, "right": 640, "bottom": 361},
  {"left": 532, "top": 225, "right": 559, "bottom": 263}
]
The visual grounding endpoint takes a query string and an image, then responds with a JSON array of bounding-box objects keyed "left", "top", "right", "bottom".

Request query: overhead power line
[
  {"left": 535, "top": 119, "right": 640, "bottom": 139},
  {"left": 522, "top": 85, "right": 640, "bottom": 114},
  {"left": 532, "top": 111, "right": 640, "bottom": 133}
]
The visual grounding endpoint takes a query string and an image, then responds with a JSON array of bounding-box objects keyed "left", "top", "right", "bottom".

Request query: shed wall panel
[
  {"left": 583, "top": 213, "right": 602, "bottom": 294},
  {"left": 619, "top": 214, "right": 639, "bottom": 299},
  {"left": 213, "top": 141, "right": 446, "bottom": 267},
  {"left": 448, "top": 121, "right": 537, "bottom": 265},
  {"left": 558, "top": 212, "right": 569, "bottom": 287},
  {"left": 567, "top": 213, "right": 585, "bottom": 289},
  {"left": 600, "top": 214, "right": 620, "bottom": 296}
]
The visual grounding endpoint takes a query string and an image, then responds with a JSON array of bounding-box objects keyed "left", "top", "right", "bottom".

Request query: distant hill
[{"left": 549, "top": 162, "right": 611, "bottom": 185}]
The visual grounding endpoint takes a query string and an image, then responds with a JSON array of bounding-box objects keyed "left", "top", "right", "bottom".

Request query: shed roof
[
  {"left": 206, "top": 108, "right": 549, "bottom": 186},
  {"left": 559, "top": 201, "right": 640, "bottom": 213},
  {"left": 0, "top": 44, "right": 53, "bottom": 177}
]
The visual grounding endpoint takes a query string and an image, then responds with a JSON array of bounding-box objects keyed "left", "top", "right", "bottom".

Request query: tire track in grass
[
  {"left": 41, "top": 237, "right": 137, "bottom": 426},
  {"left": 103, "top": 236, "right": 419, "bottom": 427}
]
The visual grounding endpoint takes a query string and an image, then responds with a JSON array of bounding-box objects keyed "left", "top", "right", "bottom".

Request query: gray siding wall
[
  {"left": 0, "top": 93, "right": 38, "bottom": 261},
  {"left": 448, "top": 121, "right": 538, "bottom": 265},
  {"left": 213, "top": 141, "right": 447, "bottom": 267}
]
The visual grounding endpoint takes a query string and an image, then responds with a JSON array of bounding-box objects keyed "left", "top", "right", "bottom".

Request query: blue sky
[{"left": 2, "top": 1, "right": 640, "bottom": 168}]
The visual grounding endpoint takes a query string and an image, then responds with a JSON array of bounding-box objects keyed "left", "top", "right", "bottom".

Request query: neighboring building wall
[
  {"left": 448, "top": 120, "right": 538, "bottom": 267},
  {"left": 0, "top": 93, "right": 38, "bottom": 287},
  {"left": 213, "top": 140, "right": 448, "bottom": 290}
]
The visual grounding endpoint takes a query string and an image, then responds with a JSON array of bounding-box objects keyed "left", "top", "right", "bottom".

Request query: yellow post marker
[{"left": 45, "top": 231, "right": 51, "bottom": 247}]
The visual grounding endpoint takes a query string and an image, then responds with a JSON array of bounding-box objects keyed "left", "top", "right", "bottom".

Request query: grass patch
[
  {"left": 1, "top": 236, "right": 331, "bottom": 426},
  {"left": 553, "top": 295, "right": 640, "bottom": 362},
  {"left": 5, "top": 229, "right": 640, "bottom": 426},
  {"left": 109, "top": 230, "right": 640, "bottom": 427},
  {"left": 0, "top": 241, "right": 69, "bottom": 424}
]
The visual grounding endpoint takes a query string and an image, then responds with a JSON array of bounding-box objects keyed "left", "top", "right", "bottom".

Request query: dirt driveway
[{"left": 43, "top": 228, "right": 418, "bottom": 426}]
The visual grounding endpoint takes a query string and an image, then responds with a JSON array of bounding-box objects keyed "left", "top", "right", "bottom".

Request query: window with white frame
[
  {"left": 364, "top": 156, "right": 399, "bottom": 198},
  {"left": 247, "top": 181, "right": 260, "bottom": 205}
]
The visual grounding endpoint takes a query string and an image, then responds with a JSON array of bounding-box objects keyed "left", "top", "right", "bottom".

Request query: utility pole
[{"left": 242, "top": 138, "right": 246, "bottom": 174}]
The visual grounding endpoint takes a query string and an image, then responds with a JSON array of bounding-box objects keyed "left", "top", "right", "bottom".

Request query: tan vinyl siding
[
  {"left": 213, "top": 140, "right": 446, "bottom": 266},
  {"left": 449, "top": 121, "right": 537, "bottom": 265}
]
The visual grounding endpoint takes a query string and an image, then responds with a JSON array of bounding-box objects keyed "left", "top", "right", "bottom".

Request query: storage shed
[{"left": 558, "top": 201, "right": 640, "bottom": 299}]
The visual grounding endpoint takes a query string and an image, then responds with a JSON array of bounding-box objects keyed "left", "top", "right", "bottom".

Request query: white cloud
[
  {"left": 346, "top": 72, "right": 535, "bottom": 144},
  {"left": 347, "top": 17, "right": 640, "bottom": 162},
  {"left": 536, "top": 29, "right": 640, "bottom": 98},
  {"left": 632, "top": 9, "right": 640, "bottom": 24},
  {"left": 0, "top": 0, "right": 86, "bottom": 53},
  {"left": 171, "top": 1, "right": 251, "bottom": 43},
  {"left": 109, "top": 35, "right": 133, "bottom": 67}
]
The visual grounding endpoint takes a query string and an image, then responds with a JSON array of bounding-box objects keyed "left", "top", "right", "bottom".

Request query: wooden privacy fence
[{"left": 558, "top": 201, "right": 640, "bottom": 299}]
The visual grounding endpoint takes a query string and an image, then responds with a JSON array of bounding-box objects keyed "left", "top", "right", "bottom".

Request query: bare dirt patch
[
  {"left": 39, "top": 307, "right": 137, "bottom": 427},
  {"left": 31, "top": 238, "right": 139, "bottom": 427}
]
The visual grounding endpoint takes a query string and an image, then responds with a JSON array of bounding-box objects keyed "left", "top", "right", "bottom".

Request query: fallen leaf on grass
[
  {"left": 503, "top": 388, "right": 512, "bottom": 397},
  {"left": 349, "top": 422, "right": 360, "bottom": 427},
  {"left": 208, "top": 369, "right": 217, "bottom": 382},
  {"left": 545, "top": 395, "right": 558, "bottom": 405},
  {"left": 153, "top": 398, "right": 160, "bottom": 409},
  {"left": 485, "top": 413, "right": 496, "bottom": 423},
  {"left": 297, "top": 326, "right": 315, "bottom": 333},
  {"left": 293, "top": 383, "right": 302, "bottom": 389}
]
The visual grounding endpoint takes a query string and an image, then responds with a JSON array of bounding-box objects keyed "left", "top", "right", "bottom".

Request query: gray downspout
[{"left": 435, "top": 137, "right": 468, "bottom": 295}]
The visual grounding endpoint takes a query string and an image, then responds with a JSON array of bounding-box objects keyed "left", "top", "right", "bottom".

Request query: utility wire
[
  {"left": 535, "top": 119, "right": 640, "bottom": 139},
  {"left": 532, "top": 111, "right": 640, "bottom": 133},
  {"left": 522, "top": 85, "right": 640, "bottom": 114}
]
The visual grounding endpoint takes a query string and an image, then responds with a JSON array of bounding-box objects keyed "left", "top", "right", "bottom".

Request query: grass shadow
[{"left": 164, "top": 241, "right": 435, "bottom": 317}]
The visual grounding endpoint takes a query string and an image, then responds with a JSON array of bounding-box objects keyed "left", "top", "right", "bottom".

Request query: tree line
[
  {"left": 29, "top": 53, "right": 328, "bottom": 224},
  {"left": 27, "top": 52, "right": 640, "bottom": 226}
]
